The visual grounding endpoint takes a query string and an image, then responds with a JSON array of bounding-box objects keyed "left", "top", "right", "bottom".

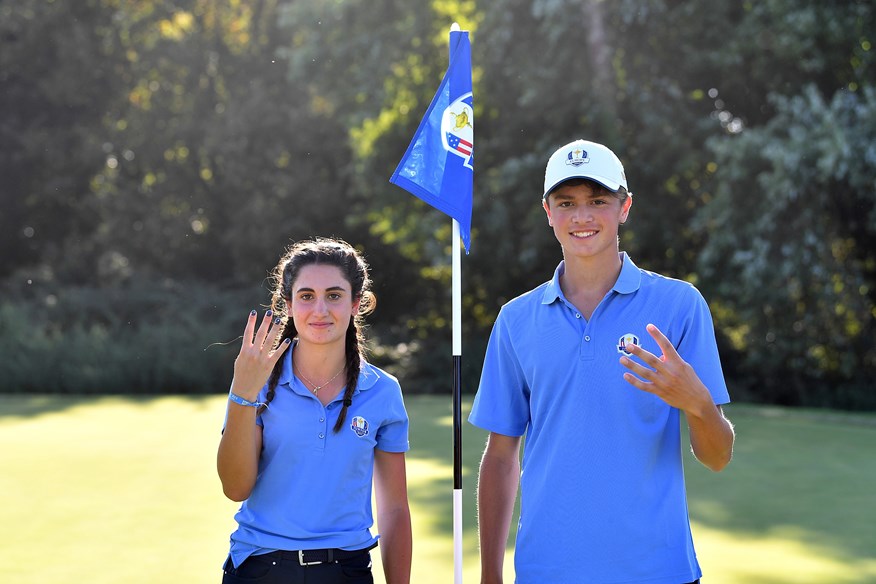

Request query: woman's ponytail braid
[{"left": 333, "top": 319, "right": 362, "bottom": 433}]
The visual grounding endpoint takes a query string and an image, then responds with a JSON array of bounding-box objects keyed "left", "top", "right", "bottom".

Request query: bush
[{"left": 0, "top": 276, "right": 261, "bottom": 394}]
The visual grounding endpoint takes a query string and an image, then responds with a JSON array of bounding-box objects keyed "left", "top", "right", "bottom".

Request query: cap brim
[{"left": 543, "top": 174, "right": 623, "bottom": 199}]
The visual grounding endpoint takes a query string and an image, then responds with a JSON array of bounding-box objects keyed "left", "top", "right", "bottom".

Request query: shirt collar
[
  {"left": 613, "top": 252, "right": 642, "bottom": 295},
  {"left": 541, "top": 252, "right": 641, "bottom": 305},
  {"left": 541, "top": 262, "right": 566, "bottom": 305}
]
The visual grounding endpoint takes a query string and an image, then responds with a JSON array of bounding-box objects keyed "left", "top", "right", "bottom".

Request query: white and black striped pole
[{"left": 451, "top": 216, "right": 464, "bottom": 584}]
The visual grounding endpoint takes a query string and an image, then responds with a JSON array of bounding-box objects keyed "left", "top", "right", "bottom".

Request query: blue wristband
[{"left": 229, "top": 392, "right": 266, "bottom": 409}]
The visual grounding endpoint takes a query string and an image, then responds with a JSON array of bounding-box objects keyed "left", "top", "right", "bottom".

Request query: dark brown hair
[{"left": 258, "top": 238, "right": 374, "bottom": 433}]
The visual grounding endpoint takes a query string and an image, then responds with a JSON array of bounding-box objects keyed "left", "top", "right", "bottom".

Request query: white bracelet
[{"left": 228, "top": 392, "right": 266, "bottom": 409}]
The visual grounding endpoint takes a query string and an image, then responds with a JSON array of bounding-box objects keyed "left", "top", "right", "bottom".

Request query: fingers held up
[
  {"left": 618, "top": 325, "right": 710, "bottom": 414},
  {"left": 232, "top": 310, "right": 292, "bottom": 399}
]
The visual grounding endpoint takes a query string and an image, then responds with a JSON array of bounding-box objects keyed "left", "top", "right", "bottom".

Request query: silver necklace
[{"left": 295, "top": 364, "right": 345, "bottom": 395}]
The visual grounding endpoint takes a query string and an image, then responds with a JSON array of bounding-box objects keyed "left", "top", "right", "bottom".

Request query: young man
[{"left": 469, "top": 139, "right": 735, "bottom": 584}]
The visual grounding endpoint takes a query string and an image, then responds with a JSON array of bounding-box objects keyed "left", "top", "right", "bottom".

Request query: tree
[
  {"left": 77, "top": 0, "right": 358, "bottom": 285},
  {"left": 2, "top": 0, "right": 873, "bottom": 404},
  {"left": 696, "top": 86, "right": 876, "bottom": 407},
  {"left": 690, "top": 0, "right": 875, "bottom": 407},
  {"left": 0, "top": 0, "right": 123, "bottom": 279}
]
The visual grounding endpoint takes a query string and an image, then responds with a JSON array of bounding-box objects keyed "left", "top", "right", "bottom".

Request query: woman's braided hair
[{"left": 257, "top": 238, "right": 374, "bottom": 433}]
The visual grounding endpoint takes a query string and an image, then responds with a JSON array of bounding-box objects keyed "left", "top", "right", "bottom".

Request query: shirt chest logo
[
  {"left": 350, "top": 416, "right": 370, "bottom": 437},
  {"left": 617, "top": 333, "right": 640, "bottom": 354}
]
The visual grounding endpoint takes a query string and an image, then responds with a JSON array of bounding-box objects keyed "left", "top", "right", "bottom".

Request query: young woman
[{"left": 218, "top": 238, "right": 411, "bottom": 584}]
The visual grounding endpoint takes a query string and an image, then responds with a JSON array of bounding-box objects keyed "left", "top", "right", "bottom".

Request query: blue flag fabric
[{"left": 390, "top": 30, "right": 474, "bottom": 252}]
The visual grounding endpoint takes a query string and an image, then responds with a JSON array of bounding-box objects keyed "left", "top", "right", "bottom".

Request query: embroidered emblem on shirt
[
  {"left": 617, "top": 333, "right": 640, "bottom": 354},
  {"left": 350, "top": 416, "right": 369, "bottom": 437}
]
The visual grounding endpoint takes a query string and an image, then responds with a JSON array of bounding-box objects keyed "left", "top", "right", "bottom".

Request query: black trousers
[{"left": 221, "top": 551, "right": 373, "bottom": 584}]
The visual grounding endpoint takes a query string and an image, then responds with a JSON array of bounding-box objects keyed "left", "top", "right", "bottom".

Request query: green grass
[{"left": 1, "top": 395, "right": 874, "bottom": 583}]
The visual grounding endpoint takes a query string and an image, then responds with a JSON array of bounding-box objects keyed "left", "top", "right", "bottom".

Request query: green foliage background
[{"left": 1, "top": 0, "right": 874, "bottom": 407}]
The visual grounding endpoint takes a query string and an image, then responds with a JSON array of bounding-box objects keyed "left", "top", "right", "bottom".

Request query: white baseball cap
[{"left": 542, "top": 139, "right": 628, "bottom": 199}]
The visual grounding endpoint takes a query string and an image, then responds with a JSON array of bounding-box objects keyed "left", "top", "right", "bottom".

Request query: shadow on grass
[
  {"left": 405, "top": 395, "right": 494, "bottom": 540},
  {"left": 5, "top": 393, "right": 873, "bottom": 579},
  {"left": 405, "top": 398, "right": 876, "bottom": 574},
  {"left": 0, "top": 393, "right": 221, "bottom": 421},
  {"left": 685, "top": 404, "right": 876, "bottom": 564}
]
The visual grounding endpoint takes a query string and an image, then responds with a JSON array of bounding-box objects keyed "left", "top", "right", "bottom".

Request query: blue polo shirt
[
  {"left": 226, "top": 346, "right": 409, "bottom": 568},
  {"left": 469, "top": 253, "right": 729, "bottom": 584}
]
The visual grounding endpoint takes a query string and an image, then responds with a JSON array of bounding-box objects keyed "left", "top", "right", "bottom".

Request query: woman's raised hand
[{"left": 230, "top": 310, "right": 291, "bottom": 401}]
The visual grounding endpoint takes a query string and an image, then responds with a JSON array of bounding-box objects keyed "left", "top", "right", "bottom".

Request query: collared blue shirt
[
  {"left": 469, "top": 253, "right": 729, "bottom": 584},
  {"left": 226, "top": 346, "right": 409, "bottom": 568}
]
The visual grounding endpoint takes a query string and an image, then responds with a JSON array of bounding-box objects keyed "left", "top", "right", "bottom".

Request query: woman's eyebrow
[{"left": 294, "top": 285, "right": 347, "bottom": 293}]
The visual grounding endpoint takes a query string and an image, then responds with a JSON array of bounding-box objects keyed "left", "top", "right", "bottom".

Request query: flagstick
[
  {"left": 448, "top": 22, "right": 465, "bottom": 584},
  {"left": 451, "top": 217, "right": 463, "bottom": 584}
]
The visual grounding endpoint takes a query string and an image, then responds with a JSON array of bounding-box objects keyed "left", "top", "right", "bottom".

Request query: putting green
[{"left": 1, "top": 396, "right": 873, "bottom": 583}]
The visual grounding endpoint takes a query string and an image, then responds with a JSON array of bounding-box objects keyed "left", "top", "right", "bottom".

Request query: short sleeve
[
  {"left": 676, "top": 287, "right": 731, "bottom": 406},
  {"left": 375, "top": 382, "right": 410, "bottom": 453},
  {"left": 468, "top": 307, "right": 531, "bottom": 436}
]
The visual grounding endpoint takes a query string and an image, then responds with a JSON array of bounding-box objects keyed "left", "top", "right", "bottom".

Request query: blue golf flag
[{"left": 390, "top": 29, "right": 473, "bottom": 252}]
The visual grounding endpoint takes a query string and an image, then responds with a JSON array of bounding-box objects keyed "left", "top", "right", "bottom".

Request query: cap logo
[
  {"left": 617, "top": 333, "right": 640, "bottom": 354},
  {"left": 350, "top": 416, "right": 369, "bottom": 437},
  {"left": 566, "top": 148, "right": 590, "bottom": 167}
]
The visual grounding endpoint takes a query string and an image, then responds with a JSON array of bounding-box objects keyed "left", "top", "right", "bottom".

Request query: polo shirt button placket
[
  {"left": 317, "top": 404, "right": 327, "bottom": 444},
  {"left": 581, "top": 322, "right": 595, "bottom": 360}
]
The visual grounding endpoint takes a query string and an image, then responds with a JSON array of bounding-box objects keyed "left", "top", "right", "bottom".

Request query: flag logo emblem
[
  {"left": 617, "top": 333, "right": 640, "bottom": 354},
  {"left": 442, "top": 94, "right": 474, "bottom": 168},
  {"left": 566, "top": 148, "right": 590, "bottom": 167},
  {"left": 350, "top": 416, "right": 369, "bottom": 437}
]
